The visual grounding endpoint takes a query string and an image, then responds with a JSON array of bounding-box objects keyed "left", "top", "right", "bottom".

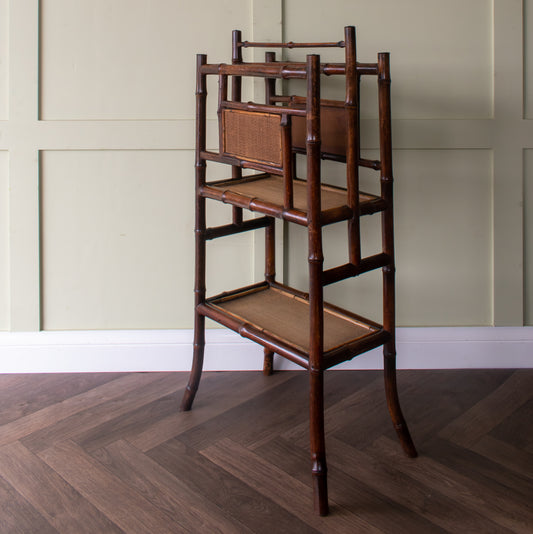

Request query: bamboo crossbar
[
  {"left": 291, "top": 146, "right": 381, "bottom": 170},
  {"left": 240, "top": 40, "right": 345, "bottom": 49},
  {"left": 322, "top": 253, "right": 391, "bottom": 286},
  {"left": 324, "top": 329, "right": 391, "bottom": 368},
  {"left": 204, "top": 216, "right": 271, "bottom": 240},
  {"left": 221, "top": 100, "right": 306, "bottom": 117},
  {"left": 201, "top": 150, "right": 284, "bottom": 175},
  {"left": 360, "top": 158, "right": 381, "bottom": 170}
]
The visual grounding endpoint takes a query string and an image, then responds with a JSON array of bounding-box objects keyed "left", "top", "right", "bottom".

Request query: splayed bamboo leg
[
  {"left": 383, "top": 341, "right": 417, "bottom": 457},
  {"left": 181, "top": 53, "right": 208, "bottom": 412},
  {"left": 180, "top": 314, "right": 205, "bottom": 411}
]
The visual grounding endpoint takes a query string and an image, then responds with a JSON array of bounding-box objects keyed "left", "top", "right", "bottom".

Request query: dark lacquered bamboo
[
  {"left": 360, "top": 158, "right": 381, "bottom": 170},
  {"left": 263, "top": 50, "right": 277, "bottom": 376},
  {"left": 200, "top": 150, "right": 284, "bottom": 175},
  {"left": 305, "top": 54, "right": 328, "bottom": 516},
  {"left": 293, "top": 147, "right": 381, "bottom": 170},
  {"left": 221, "top": 100, "right": 306, "bottom": 117},
  {"left": 217, "top": 73, "right": 228, "bottom": 163},
  {"left": 344, "top": 26, "right": 361, "bottom": 267},
  {"left": 231, "top": 31, "right": 243, "bottom": 223},
  {"left": 183, "top": 29, "right": 416, "bottom": 516},
  {"left": 204, "top": 217, "right": 271, "bottom": 240},
  {"left": 322, "top": 253, "right": 391, "bottom": 286},
  {"left": 377, "top": 52, "right": 417, "bottom": 459},
  {"left": 181, "top": 54, "right": 208, "bottom": 412},
  {"left": 264, "top": 51, "right": 276, "bottom": 105},
  {"left": 264, "top": 220, "right": 276, "bottom": 284},
  {"left": 200, "top": 61, "right": 375, "bottom": 78},
  {"left": 263, "top": 215, "right": 276, "bottom": 375},
  {"left": 201, "top": 62, "right": 354, "bottom": 79},
  {"left": 281, "top": 115, "right": 294, "bottom": 210},
  {"left": 240, "top": 39, "right": 345, "bottom": 49}
]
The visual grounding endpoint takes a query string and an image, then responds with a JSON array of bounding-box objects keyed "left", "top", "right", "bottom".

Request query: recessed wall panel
[
  {"left": 394, "top": 149, "right": 492, "bottom": 326},
  {"left": 0, "top": 152, "right": 8, "bottom": 330},
  {"left": 288, "top": 150, "right": 493, "bottom": 326},
  {"left": 525, "top": 150, "right": 533, "bottom": 324},
  {"left": 526, "top": 0, "right": 533, "bottom": 119},
  {"left": 283, "top": 0, "right": 493, "bottom": 119},
  {"left": 39, "top": 0, "right": 251, "bottom": 120},
  {"left": 40, "top": 150, "right": 254, "bottom": 330},
  {"left": 0, "top": 0, "right": 8, "bottom": 119}
]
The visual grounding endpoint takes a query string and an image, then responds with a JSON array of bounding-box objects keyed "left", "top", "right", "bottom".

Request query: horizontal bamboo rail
[
  {"left": 204, "top": 216, "right": 271, "bottom": 240},
  {"left": 200, "top": 62, "right": 378, "bottom": 79},
  {"left": 322, "top": 253, "right": 391, "bottom": 286},
  {"left": 240, "top": 40, "right": 345, "bottom": 49}
]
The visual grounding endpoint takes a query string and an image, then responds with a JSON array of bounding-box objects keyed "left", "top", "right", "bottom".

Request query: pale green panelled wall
[
  {"left": 0, "top": 0, "right": 531, "bottom": 331},
  {"left": 283, "top": 0, "right": 495, "bottom": 327}
]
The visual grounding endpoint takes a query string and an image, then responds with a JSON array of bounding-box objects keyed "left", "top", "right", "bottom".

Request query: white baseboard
[{"left": 0, "top": 327, "right": 532, "bottom": 373}]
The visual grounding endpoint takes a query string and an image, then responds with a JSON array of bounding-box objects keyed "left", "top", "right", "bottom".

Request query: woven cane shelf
[
  {"left": 202, "top": 174, "right": 386, "bottom": 225},
  {"left": 200, "top": 282, "right": 389, "bottom": 369}
]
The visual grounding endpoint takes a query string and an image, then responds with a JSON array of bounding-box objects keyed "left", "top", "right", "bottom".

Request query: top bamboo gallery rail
[
  {"left": 240, "top": 40, "right": 345, "bottom": 48},
  {"left": 200, "top": 62, "right": 379, "bottom": 79}
]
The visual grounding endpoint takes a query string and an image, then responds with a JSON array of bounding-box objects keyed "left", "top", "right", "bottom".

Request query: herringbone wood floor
[{"left": 0, "top": 369, "right": 532, "bottom": 533}]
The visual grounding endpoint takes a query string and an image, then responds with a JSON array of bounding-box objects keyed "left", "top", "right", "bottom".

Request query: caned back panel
[{"left": 222, "top": 109, "right": 283, "bottom": 166}]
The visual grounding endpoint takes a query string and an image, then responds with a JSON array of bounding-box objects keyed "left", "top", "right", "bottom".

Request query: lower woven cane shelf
[{"left": 199, "top": 282, "right": 390, "bottom": 370}]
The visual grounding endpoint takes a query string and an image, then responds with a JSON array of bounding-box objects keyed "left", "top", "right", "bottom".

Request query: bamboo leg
[
  {"left": 263, "top": 349, "right": 274, "bottom": 376},
  {"left": 309, "top": 369, "right": 329, "bottom": 516},
  {"left": 180, "top": 313, "right": 205, "bottom": 412},
  {"left": 383, "top": 340, "right": 417, "bottom": 458},
  {"left": 181, "top": 54, "right": 208, "bottom": 412}
]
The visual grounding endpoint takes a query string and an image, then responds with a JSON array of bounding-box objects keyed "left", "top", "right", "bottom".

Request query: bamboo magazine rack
[{"left": 180, "top": 26, "right": 417, "bottom": 516}]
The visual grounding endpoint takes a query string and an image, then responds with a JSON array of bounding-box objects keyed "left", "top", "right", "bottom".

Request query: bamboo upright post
[
  {"left": 344, "top": 26, "right": 361, "bottom": 266},
  {"left": 231, "top": 30, "right": 243, "bottom": 225},
  {"left": 378, "top": 52, "right": 417, "bottom": 458},
  {"left": 181, "top": 54, "right": 208, "bottom": 412},
  {"left": 305, "top": 54, "right": 328, "bottom": 516}
]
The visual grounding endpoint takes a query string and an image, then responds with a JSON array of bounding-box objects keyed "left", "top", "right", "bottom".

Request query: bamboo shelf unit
[{"left": 181, "top": 26, "right": 417, "bottom": 516}]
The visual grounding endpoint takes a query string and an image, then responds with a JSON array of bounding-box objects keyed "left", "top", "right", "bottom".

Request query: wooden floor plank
[
  {"left": 38, "top": 439, "right": 186, "bottom": 534},
  {"left": 149, "top": 437, "right": 321, "bottom": 534},
  {"left": 129, "top": 370, "right": 294, "bottom": 452},
  {"left": 0, "top": 441, "right": 123, "bottom": 534},
  {"left": 75, "top": 390, "right": 183, "bottom": 454},
  {"left": 326, "top": 436, "right": 515, "bottom": 533},
  {"left": 93, "top": 439, "right": 253, "bottom": 534},
  {"left": 425, "top": 437, "right": 533, "bottom": 513},
  {"left": 0, "top": 373, "right": 125, "bottom": 426},
  {"left": 490, "top": 396, "right": 533, "bottom": 451},
  {"left": 0, "top": 373, "right": 163, "bottom": 447},
  {"left": 255, "top": 436, "right": 449, "bottom": 534},
  {"left": 281, "top": 371, "right": 386, "bottom": 448},
  {"left": 370, "top": 435, "right": 533, "bottom": 534},
  {"left": 439, "top": 370, "right": 533, "bottom": 448},
  {"left": 0, "top": 475, "right": 59, "bottom": 534},
  {"left": 177, "top": 373, "right": 309, "bottom": 451},
  {"left": 21, "top": 373, "right": 186, "bottom": 453},
  {"left": 470, "top": 434, "right": 533, "bottom": 480},
  {"left": 1, "top": 369, "right": 532, "bottom": 532},
  {"left": 201, "top": 437, "right": 384, "bottom": 534}
]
